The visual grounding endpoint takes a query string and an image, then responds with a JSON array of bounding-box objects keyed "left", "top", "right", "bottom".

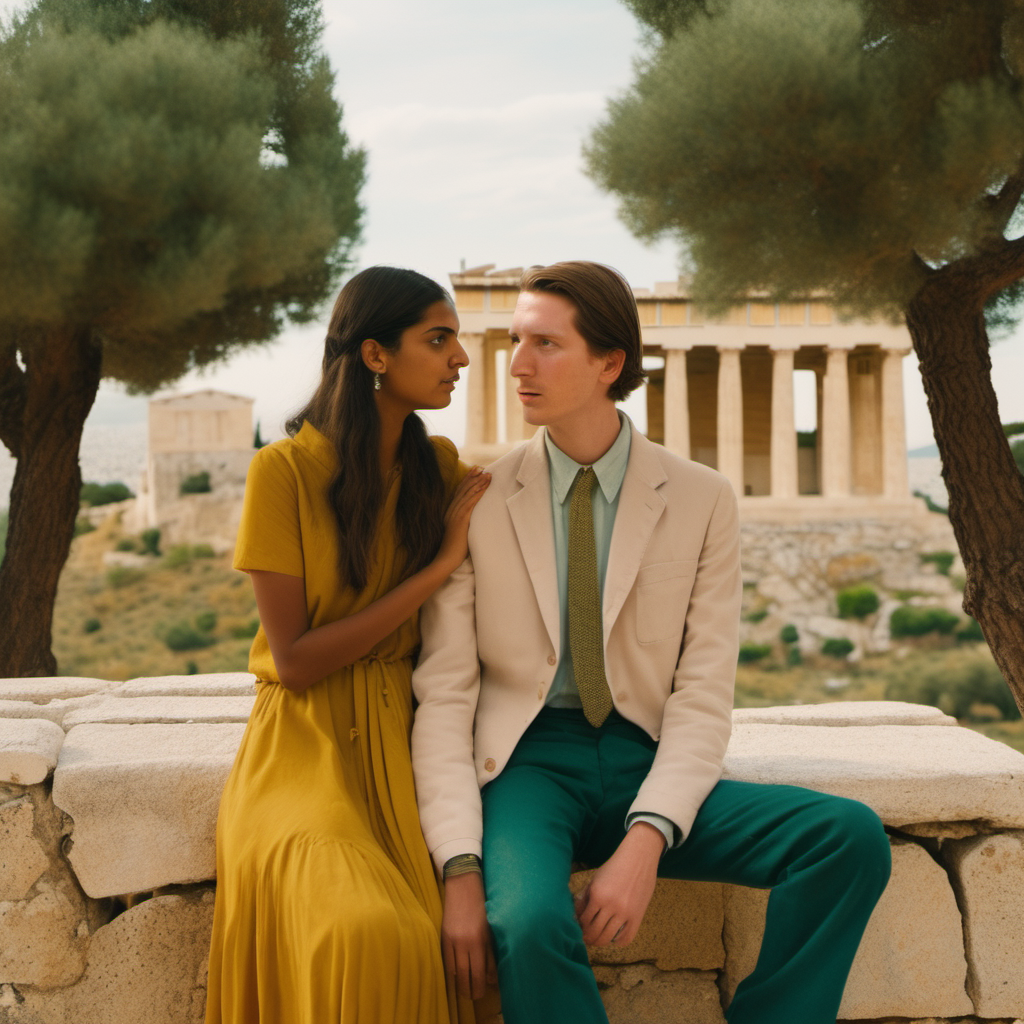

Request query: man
[{"left": 412, "top": 261, "right": 891, "bottom": 1024}]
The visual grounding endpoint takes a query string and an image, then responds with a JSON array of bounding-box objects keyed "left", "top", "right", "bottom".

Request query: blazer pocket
[{"left": 635, "top": 559, "right": 699, "bottom": 644}]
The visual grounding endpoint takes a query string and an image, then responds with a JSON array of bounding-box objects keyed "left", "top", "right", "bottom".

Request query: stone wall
[{"left": 1, "top": 674, "right": 1023, "bottom": 1023}]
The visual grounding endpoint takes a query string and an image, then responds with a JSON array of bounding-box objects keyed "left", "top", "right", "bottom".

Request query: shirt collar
[{"left": 545, "top": 413, "right": 632, "bottom": 505}]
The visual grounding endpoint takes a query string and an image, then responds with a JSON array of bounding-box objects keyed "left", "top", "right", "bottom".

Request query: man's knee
[
  {"left": 486, "top": 887, "right": 579, "bottom": 957},
  {"left": 817, "top": 795, "right": 891, "bottom": 893}
]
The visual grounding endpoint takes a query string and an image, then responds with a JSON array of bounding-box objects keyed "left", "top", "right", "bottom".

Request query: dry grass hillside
[{"left": 53, "top": 511, "right": 257, "bottom": 680}]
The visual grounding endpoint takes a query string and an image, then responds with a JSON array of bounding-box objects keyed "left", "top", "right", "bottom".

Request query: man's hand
[
  {"left": 441, "top": 871, "right": 498, "bottom": 1000},
  {"left": 575, "top": 821, "right": 665, "bottom": 947}
]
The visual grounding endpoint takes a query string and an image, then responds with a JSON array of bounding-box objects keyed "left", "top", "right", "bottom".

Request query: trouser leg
[
  {"left": 480, "top": 711, "right": 612, "bottom": 1024},
  {"left": 655, "top": 780, "right": 891, "bottom": 1024}
]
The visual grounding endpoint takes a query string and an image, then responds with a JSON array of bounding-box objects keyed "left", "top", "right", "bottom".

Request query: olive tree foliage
[
  {"left": 0, "top": 0, "right": 365, "bottom": 675},
  {"left": 587, "top": 0, "right": 1024, "bottom": 712}
]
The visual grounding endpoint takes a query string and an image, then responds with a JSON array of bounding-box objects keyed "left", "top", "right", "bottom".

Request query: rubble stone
[{"left": 0, "top": 720, "right": 65, "bottom": 785}]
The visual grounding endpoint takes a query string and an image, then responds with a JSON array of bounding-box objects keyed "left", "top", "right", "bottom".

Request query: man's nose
[{"left": 509, "top": 345, "right": 529, "bottom": 378}]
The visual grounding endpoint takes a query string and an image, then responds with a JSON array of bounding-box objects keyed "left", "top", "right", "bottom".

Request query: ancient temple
[{"left": 452, "top": 264, "right": 921, "bottom": 521}]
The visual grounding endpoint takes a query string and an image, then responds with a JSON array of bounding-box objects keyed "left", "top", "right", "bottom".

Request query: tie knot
[{"left": 573, "top": 466, "right": 596, "bottom": 497}]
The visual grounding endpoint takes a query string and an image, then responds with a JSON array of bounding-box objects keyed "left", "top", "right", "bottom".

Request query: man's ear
[
  {"left": 361, "top": 338, "right": 387, "bottom": 374},
  {"left": 598, "top": 347, "right": 627, "bottom": 386}
]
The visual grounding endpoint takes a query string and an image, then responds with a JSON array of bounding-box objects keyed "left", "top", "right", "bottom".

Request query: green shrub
[
  {"left": 889, "top": 605, "right": 959, "bottom": 638},
  {"left": 836, "top": 585, "right": 880, "bottom": 619},
  {"left": 185, "top": 660, "right": 199, "bottom": 675},
  {"left": 180, "top": 471, "right": 211, "bottom": 495},
  {"left": 913, "top": 490, "right": 949, "bottom": 516},
  {"left": 786, "top": 646, "right": 803, "bottom": 667},
  {"left": 821, "top": 637, "right": 854, "bottom": 659},
  {"left": 738, "top": 643, "right": 772, "bottom": 664},
  {"left": 114, "top": 538, "right": 136, "bottom": 552},
  {"left": 83, "top": 618, "right": 101, "bottom": 633},
  {"left": 192, "top": 543, "right": 216, "bottom": 558},
  {"left": 231, "top": 618, "right": 261, "bottom": 639},
  {"left": 73, "top": 517, "right": 96, "bottom": 537},
  {"left": 164, "top": 544, "right": 194, "bottom": 568},
  {"left": 885, "top": 654, "right": 1020, "bottom": 721},
  {"left": 956, "top": 617, "right": 985, "bottom": 643},
  {"left": 80, "top": 481, "right": 133, "bottom": 507},
  {"left": 920, "top": 551, "right": 955, "bottom": 576},
  {"left": 195, "top": 610, "right": 218, "bottom": 633},
  {"left": 106, "top": 566, "right": 143, "bottom": 588},
  {"left": 779, "top": 624, "right": 799, "bottom": 644},
  {"left": 164, "top": 622, "right": 215, "bottom": 652},
  {"left": 140, "top": 528, "right": 161, "bottom": 556},
  {"left": 743, "top": 607, "right": 769, "bottom": 623}
]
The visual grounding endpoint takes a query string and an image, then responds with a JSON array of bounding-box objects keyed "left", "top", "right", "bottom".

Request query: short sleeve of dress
[
  {"left": 233, "top": 444, "right": 305, "bottom": 577},
  {"left": 430, "top": 435, "right": 470, "bottom": 500}
]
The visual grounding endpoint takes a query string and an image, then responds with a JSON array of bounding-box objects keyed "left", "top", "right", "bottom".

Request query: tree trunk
[
  {"left": 0, "top": 327, "right": 101, "bottom": 677},
  {"left": 906, "top": 271, "right": 1024, "bottom": 714}
]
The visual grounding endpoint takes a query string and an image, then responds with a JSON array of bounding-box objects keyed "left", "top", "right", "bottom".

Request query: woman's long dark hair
[{"left": 286, "top": 266, "right": 451, "bottom": 591}]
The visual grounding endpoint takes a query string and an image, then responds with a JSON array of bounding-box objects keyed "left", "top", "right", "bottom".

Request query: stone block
[
  {"left": 723, "top": 723, "right": 1024, "bottom": 828},
  {"left": 109, "top": 673, "right": 257, "bottom": 698},
  {"left": 61, "top": 695, "right": 256, "bottom": 728},
  {"left": 570, "top": 872, "right": 724, "bottom": 970},
  {"left": 0, "top": 695, "right": 107, "bottom": 730},
  {"left": 597, "top": 964, "right": 726, "bottom": 1024},
  {"left": 0, "top": 720, "right": 65, "bottom": 785},
  {"left": 0, "top": 797, "right": 48, "bottom": 901},
  {"left": 720, "top": 841, "right": 973, "bottom": 1018},
  {"left": 52, "top": 723, "right": 245, "bottom": 897},
  {"left": 0, "top": 678, "right": 112, "bottom": 702},
  {"left": 840, "top": 840, "right": 972, "bottom": 1018},
  {"left": 17, "top": 891, "right": 215, "bottom": 1024},
  {"left": 0, "top": 888, "right": 86, "bottom": 988},
  {"left": 944, "top": 830, "right": 1024, "bottom": 1017},
  {"left": 732, "top": 701, "right": 955, "bottom": 728}
]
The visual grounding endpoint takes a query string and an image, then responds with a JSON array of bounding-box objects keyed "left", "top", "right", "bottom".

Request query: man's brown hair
[{"left": 519, "top": 261, "right": 646, "bottom": 402}]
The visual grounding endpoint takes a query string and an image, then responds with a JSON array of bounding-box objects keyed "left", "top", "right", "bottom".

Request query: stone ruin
[{"left": 0, "top": 673, "right": 1023, "bottom": 1023}]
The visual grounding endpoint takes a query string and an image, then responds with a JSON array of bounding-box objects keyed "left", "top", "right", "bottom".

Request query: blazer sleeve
[
  {"left": 411, "top": 555, "right": 484, "bottom": 873},
  {"left": 629, "top": 477, "right": 741, "bottom": 838}
]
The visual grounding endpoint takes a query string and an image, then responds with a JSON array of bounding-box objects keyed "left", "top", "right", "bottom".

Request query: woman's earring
[{"left": 373, "top": 373, "right": 381, "bottom": 391}]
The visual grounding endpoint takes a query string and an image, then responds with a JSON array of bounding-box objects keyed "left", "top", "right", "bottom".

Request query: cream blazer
[{"left": 412, "top": 420, "right": 742, "bottom": 871}]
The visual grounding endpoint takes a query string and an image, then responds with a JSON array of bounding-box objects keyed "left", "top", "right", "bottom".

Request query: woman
[{"left": 205, "top": 266, "right": 489, "bottom": 1024}]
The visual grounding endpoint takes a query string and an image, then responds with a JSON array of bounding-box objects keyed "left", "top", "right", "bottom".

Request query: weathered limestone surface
[
  {"left": 0, "top": 798, "right": 48, "bottom": 901},
  {"left": 52, "top": 723, "right": 245, "bottom": 897},
  {"left": 0, "top": 720, "right": 65, "bottom": 786},
  {"left": 572, "top": 873, "right": 724, "bottom": 970},
  {"left": 10, "top": 891, "right": 215, "bottom": 1024},
  {"left": 721, "top": 841, "right": 974, "bottom": 1018},
  {"left": 108, "top": 673, "right": 256, "bottom": 699},
  {"left": 724, "top": 723, "right": 1024, "bottom": 827},
  {"left": 0, "top": 679, "right": 111, "bottom": 702},
  {"left": 61, "top": 696, "right": 255, "bottom": 729},
  {"left": 596, "top": 964, "right": 726, "bottom": 1024},
  {"left": 732, "top": 700, "right": 956, "bottom": 727},
  {"left": 945, "top": 831, "right": 1024, "bottom": 1018},
  {"left": 0, "top": 888, "right": 87, "bottom": 989}
]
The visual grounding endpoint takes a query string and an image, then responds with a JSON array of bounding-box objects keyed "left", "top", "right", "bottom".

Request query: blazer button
[
  {"left": 484, "top": 758, "right": 496, "bottom": 772},
  {"left": 547, "top": 654, "right": 556, "bottom": 666}
]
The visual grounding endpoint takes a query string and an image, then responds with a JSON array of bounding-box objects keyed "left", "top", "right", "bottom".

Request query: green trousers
[{"left": 481, "top": 708, "right": 891, "bottom": 1024}]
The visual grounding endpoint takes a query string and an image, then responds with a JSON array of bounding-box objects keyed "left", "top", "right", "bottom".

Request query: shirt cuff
[{"left": 626, "top": 812, "right": 681, "bottom": 851}]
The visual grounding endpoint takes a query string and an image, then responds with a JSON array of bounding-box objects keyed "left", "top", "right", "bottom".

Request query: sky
[{"left": 3, "top": 0, "right": 1024, "bottom": 450}]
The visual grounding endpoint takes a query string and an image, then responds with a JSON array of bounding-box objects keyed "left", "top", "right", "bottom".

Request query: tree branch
[
  {"left": 0, "top": 335, "right": 26, "bottom": 459},
  {"left": 983, "top": 158, "right": 1024, "bottom": 238}
]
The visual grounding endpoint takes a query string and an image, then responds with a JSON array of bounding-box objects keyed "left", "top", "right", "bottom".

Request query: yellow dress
[{"left": 205, "top": 422, "right": 472, "bottom": 1024}]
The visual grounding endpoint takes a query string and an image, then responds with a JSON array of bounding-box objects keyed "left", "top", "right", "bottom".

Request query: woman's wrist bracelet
[{"left": 442, "top": 853, "right": 482, "bottom": 879}]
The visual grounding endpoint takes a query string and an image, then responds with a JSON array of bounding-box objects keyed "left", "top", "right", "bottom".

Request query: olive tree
[
  {"left": 586, "top": 0, "right": 1024, "bottom": 712},
  {"left": 0, "top": 0, "right": 365, "bottom": 675}
]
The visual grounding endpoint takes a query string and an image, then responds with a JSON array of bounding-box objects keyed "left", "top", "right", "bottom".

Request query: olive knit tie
[{"left": 568, "top": 467, "right": 613, "bottom": 728}]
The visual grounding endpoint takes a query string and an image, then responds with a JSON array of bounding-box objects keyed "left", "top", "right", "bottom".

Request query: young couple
[{"left": 205, "top": 261, "right": 891, "bottom": 1024}]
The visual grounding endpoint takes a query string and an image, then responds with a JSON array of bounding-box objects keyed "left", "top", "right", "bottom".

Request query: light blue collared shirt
[{"left": 543, "top": 415, "right": 678, "bottom": 850}]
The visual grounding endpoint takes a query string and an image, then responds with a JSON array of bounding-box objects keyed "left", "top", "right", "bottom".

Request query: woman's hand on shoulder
[{"left": 435, "top": 466, "right": 490, "bottom": 573}]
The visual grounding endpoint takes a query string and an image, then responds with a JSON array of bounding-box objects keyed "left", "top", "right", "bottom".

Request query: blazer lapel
[
  {"left": 603, "top": 426, "right": 667, "bottom": 641},
  {"left": 506, "top": 431, "right": 561, "bottom": 655}
]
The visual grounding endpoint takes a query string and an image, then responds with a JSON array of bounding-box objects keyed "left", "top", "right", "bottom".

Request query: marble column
[
  {"left": 505, "top": 349, "right": 529, "bottom": 443},
  {"left": 881, "top": 348, "right": 910, "bottom": 498},
  {"left": 663, "top": 348, "right": 690, "bottom": 459},
  {"left": 770, "top": 347, "right": 798, "bottom": 498},
  {"left": 821, "top": 346, "right": 852, "bottom": 497},
  {"left": 717, "top": 347, "right": 744, "bottom": 495},
  {"left": 462, "top": 332, "right": 487, "bottom": 447}
]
